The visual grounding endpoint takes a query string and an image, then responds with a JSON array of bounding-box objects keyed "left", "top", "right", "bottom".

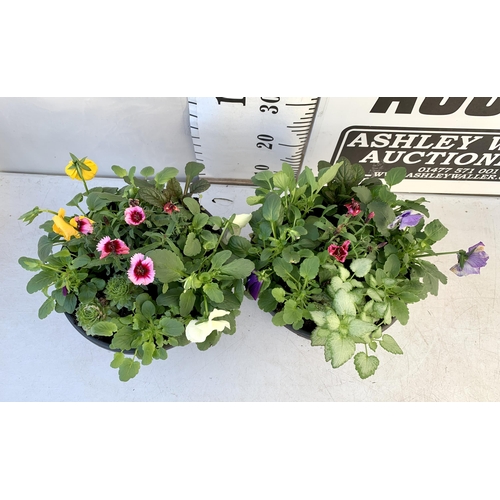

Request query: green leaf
[
  {"left": 203, "top": 283, "right": 224, "bottom": 303},
  {"left": 317, "top": 162, "right": 341, "bottom": 187},
  {"left": 251, "top": 170, "right": 274, "bottom": 188},
  {"left": 348, "top": 319, "right": 377, "bottom": 337},
  {"left": 138, "top": 186, "right": 168, "bottom": 208},
  {"left": 283, "top": 300, "right": 302, "bottom": 325},
  {"left": 141, "top": 300, "right": 156, "bottom": 319},
  {"left": 262, "top": 193, "right": 282, "bottom": 222},
  {"left": 159, "top": 318, "right": 184, "bottom": 337},
  {"left": 27, "top": 270, "right": 56, "bottom": 294},
  {"left": 246, "top": 195, "right": 265, "bottom": 206},
  {"left": 185, "top": 161, "right": 205, "bottom": 180},
  {"left": 424, "top": 219, "right": 449, "bottom": 243},
  {"left": 78, "top": 283, "right": 97, "bottom": 303},
  {"left": 272, "top": 311, "right": 286, "bottom": 327},
  {"left": 179, "top": 289, "right": 196, "bottom": 316},
  {"left": 142, "top": 342, "right": 155, "bottom": 366},
  {"left": 210, "top": 289, "right": 242, "bottom": 310},
  {"left": 351, "top": 185, "right": 372, "bottom": 204},
  {"left": 112, "top": 165, "right": 128, "bottom": 178},
  {"left": 184, "top": 233, "right": 202, "bottom": 257},
  {"left": 380, "top": 334, "right": 404, "bottom": 355},
  {"left": 384, "top": 254, "right": 401, "bottom": 279},
  {"left": 385, "top": 167, "right": 407, "bottom": 187},
  {"left": 156, "top": 347, "right": 169, "bottom": 360},
  {"left": 165, "top": 177, "right": 183, "bottom": 201},
  {"left": 272, "top": 257, "right": 293, "bottom": 280},
  {"left": 190, "top": 178, "right": 211, "bottom": 195},
  {"left": 86, "top": 192, "right": 109, "bottom": 212},
  {"left": 227, "top": 235, "right": 251, "bottom": 258},
  {"left": 299, "top": 256, "right": 320, "bottom": 280},
  {"left": 311, "top": 327, "right": 330, "bottom": 346},
  {"left": 147, "top": 249, "right": 185, "bottom": 283},
  {"left": 210, "top": 250, "right": 233, "bottom": 269},
  {"left": 354, "top": 352, "right": 380, "bottom": 379},
  {"left": 419, "top": 260, "right": 448, "bottom": 285},
  {"left": 333, "top": 289, "right": 356, "bottom": 316},
  {"left": 38, "top": 235, "right": 53, "bottom": 262},
  {"left": 110, "top": 352, "right": 125, "bottom": 368},
  {"left": 271, "top": 287, "right": 286, "bottom": 303},
  {"left": 368, "top": 200, "right": 395, "bottom": 235},
  {"left": 66, "top": 192, "right": 84, "bottom": 207},
  {"left": 18, "top": 257, "right": 42, "bottom": 272},
  {"left": 335, "top": 158, "right": 366, "bottom": 189},
  {"left": 257, "top": 289, "right": 278, "bottom": 313},
  {"left": 219, "top": 259, "right": 255, "bottom": 279},
  {"left": 118, "top": 358, "right": 141, "bottom": 382},
  {"left": 71, "top": 255, "right": 91, "bottom": 269},
  {"left": 140, "top": 166, "right": 155, "bottom": 178},
  {"left": 38, "top": 296, "right": 55, "bottom": 319},
  {"left": 350, "top": 258, "right": 372, "bottom": 278},
  {"left": 192, "top": 213, "right": 210, "bottom": 231},
  {"left": 390, "top": 299, "right": 409, "bottom": 325},
  {"left": 155, "top": 167, "right": 179, "bottom": 185},
  {"left": 89, "top": 321, "right": 118, "bottom": 337},
  {"left": 110, "top": 327, "right": 136, "bottom": 351},
  {"left": 273, "top": 170, "right": 295, "bottom": 192},
  {"left": 325, "top": 332, "right": 356, "bottom": 368},
  {"left": 183, "top": 196, "right": 200, "bottom": 215}
]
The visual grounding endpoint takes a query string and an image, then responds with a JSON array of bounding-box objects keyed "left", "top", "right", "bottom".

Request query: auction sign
[{"left": 304, "top": 97, "right": 500, "bottom": 194}]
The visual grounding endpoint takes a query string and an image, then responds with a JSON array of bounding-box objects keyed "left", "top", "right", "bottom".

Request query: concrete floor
[{"left": 2, "top": 172, "right": 499, "bottom": 401}]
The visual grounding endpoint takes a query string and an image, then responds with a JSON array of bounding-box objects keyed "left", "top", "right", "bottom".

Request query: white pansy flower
[
  {"left": 221, "top": 213, "right": 252, "bottom": 244},
  {"left": 232, "top": 213, "right": 252, "bottom": 228},
  {"left": 185, "top": 309, "right": 231, "bottom": 343}
]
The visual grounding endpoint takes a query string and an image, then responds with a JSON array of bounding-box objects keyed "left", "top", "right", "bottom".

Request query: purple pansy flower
[
  {"left": 388, "top": 210, "right": 423, "bottom": 230},
  {"left": 450, "top": 242, "right": 489, "bottom": 277},
  {"left": 246, "top": 272, "right": 263, "bottom": 300}
]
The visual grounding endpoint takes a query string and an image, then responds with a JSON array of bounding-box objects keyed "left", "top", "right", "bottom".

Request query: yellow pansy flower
[
  {"left": 52, "top": 208, "right": 80, "bottom": 241},
  {"left": 65, "top": 158, "right": 98, "bottom": 181}
]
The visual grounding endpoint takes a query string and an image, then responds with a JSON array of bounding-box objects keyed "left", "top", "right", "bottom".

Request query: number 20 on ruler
[{"left": 216, "top": 97, "right": 281, "bottom": 172}]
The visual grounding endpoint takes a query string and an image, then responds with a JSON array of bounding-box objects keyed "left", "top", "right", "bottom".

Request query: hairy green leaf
[
  {"left": 325, "top": 332, "right": 356, "bottom": 368},
  {"left": 380, "top": 334, "right": 404, "bottom": 355},
  {"left": 350, "top": 258, "right": 372, "bottom": 278},
  {"left": 354, "top": 352, "right": 380, "bottom": 379}
]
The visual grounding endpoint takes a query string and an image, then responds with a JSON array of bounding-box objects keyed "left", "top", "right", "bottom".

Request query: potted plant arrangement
[
  {"left": 244, "top": 158, "right": 489, "bottom": 379},
  {"left": 19, "top": 154, "right": 255, "bottom": 381}
]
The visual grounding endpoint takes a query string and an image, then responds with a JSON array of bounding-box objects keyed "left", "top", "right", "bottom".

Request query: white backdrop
[{"left": 2, "top": 97, "right": 500, "bottom": 193}]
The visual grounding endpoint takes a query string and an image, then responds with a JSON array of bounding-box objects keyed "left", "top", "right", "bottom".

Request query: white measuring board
[{"left": 188, "top": 97, "right": 320, "bottom": 183}]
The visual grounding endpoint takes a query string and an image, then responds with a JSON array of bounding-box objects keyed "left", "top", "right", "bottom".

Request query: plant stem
[{"left": 415, "top": 251, "right": 458, "bottom": 258}]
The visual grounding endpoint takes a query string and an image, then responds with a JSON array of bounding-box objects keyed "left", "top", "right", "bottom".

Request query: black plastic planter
[{"left": 64, "top": 312, "right": 175, "bottom": 356}]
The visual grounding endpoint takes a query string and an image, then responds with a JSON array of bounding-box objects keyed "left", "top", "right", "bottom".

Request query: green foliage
[
  {"left": 18, "top": 157, "right": 254, "bottom": 382},
  {"left": 247, "top": 158, "right": 456, "bottom": 379}
]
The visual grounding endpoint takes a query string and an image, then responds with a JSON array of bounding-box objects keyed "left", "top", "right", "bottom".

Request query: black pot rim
[{"left": 64, "top": 312, "right": 138, "bottom": 354}]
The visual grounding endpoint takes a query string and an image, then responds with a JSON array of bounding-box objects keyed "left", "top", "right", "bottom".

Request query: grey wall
[{"left": 0, "top": 97, "right": 195, "bottom": 178}]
